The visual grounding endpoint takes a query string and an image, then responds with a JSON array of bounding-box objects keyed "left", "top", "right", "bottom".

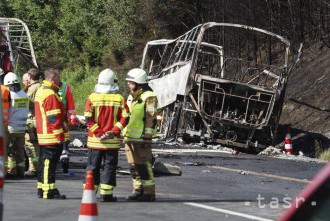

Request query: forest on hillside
[
  {"left": 1, "top": 0, "right": 330, "bottom": 114},
  {"left": 1, "top": 0, "right": 329, "bottom": 70}
]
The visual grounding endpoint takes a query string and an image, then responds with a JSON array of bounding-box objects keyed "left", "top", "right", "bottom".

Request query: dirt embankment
[{"left": 279, "top": 45, "right": 330, "bottom": 157}]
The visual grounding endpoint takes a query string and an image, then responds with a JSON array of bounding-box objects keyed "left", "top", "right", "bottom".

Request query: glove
[{"left": 99, "top": 131, "right": 115, "bottom": 141}]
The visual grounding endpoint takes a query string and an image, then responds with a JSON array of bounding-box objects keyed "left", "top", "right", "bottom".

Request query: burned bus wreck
[
  {"left": 0, "top": 17, "right": 38, "bottom": 78},
  {"left": 141, "top": 22, "right": 301, "bottom": 150}
]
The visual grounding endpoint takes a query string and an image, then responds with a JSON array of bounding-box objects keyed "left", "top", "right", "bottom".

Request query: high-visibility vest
[
  {"left": 1, "top": 85, "right": 10, "bottom": 126},
  {"left": 125, "top": 91, "right": 157, "bottom": 139},
  {"left": 8, "top": 90, "right": 29, "bottom": 133}
]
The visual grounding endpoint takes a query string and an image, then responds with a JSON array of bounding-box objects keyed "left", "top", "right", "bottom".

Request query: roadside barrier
[
  {"left": 78, "top": 170, "right": 98, "bottom": 221},
  {"left": 284, "top": 129, "right": 293, "bottom": 154}
]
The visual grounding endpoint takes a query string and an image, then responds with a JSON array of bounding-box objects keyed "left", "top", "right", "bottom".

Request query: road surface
[{"left": 3, "top": 143, "right": 326, "bottom": 221}]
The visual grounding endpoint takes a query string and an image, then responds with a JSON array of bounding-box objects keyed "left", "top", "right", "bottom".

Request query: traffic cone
[
  {"left": 78, "top": 170, "right": 98, "bottom": 221},
  {"left": 284, "top": 129, "right": 293, "bottom": 154}
]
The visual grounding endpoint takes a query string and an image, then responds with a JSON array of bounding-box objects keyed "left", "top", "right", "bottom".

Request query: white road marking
[
  {"left": 153, "top": 149, "right": 232, "bottom": 154},
  {"left": 209, "top": 166, "right": 310, "bottom": 183},
  {"left": 184, "top": 202, "right": 274, "bottom": 221}
]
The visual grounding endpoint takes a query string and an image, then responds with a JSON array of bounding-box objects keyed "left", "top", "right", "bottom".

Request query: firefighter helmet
[
  {"left": 94, "top": 68, "right": 119, "bottom": 94},
  {"left": 4, "top": 72, "right": 19, "bottom": 85},
  {"left": 125, "top": 68, "right": 148, "bottom": 84},
  {"left": 98, "top": 69, "right": 117, "bottom": 85}
]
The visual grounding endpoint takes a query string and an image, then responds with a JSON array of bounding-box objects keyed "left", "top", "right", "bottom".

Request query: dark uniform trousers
[
  {"left": 86, "top": 149, "right": 118, "bottom": 196},
  {"left": 37, "top": 145, "right": 63, "bottom": 198}
]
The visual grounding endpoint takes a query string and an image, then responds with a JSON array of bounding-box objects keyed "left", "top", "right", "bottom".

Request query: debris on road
[
  {"left": 258, "top": 146, "right": 282, "bottom": 156},
  {"left": 153, "top": 162, "right": 182, "bottom": 176},
  {"left": 70, "top": 138, "right": 84, "bottom": 148}
]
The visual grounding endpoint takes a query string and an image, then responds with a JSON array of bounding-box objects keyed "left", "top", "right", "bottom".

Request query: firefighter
[
  {"left": 58, "top": 81, "right": 77, "bottom": 173},
  {"left": 84, "top": 69, "right": 129, "bottom": 202},
  {"left": 0, "top": 68, "right": 11, "bottom": 175},
  {"left": 4, "top": 72, "right": 29, "bottom": 178},
  {"left": 124, "top": 68, "right": 158, "bottom": 202},
  {"left": 34, "top": 68, "right": 66, "bottom": 199},
  {"left": 22, "top": 68, "right": 41, "bottom": 177}
]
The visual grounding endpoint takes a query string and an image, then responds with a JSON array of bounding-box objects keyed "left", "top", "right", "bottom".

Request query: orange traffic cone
[
  {"left": 284, "top": 129, "right": 293, "bottom": 154},
  {"left": 78, "top": 170, "right": 98, "bottom": 221}
]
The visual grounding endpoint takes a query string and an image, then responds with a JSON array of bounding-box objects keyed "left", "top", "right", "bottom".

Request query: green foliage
[
  {"left": 319, "top": 148, "right": 330, "bottom": 161},
  {"left": 60, "top": 65, "right": 130, "bottom": 115},
  {"left": 61, "top": 65, "right": 99, "bottom": 114}
]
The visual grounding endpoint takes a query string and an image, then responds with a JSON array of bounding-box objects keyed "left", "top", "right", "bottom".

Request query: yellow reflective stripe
[
  {"left": 142, "top": 162, "right": 155, "bottom": 186},
  {"left": 87, "top": 142, "right": 121, "bottom": 149},
  {"left": 115, "top": 122, "right": 124, "bottom": 130},
  {"left": 88, "top": 136, "right": 120, "bottom": 143},
  {"left": 37, "top": 182, "right": 42, "bottom": 189},
  {"left": 100, "top": 184, "right": 114, "bottom": 190},
  {"left": 38, "top": 140, "right": 59, "bottom": 145},
  {"left": 94, "top": 107, "right": 99, "bottom": 122},
  {"left": 93, "top": 102, "right": 121, "bottom": 107},
  {"left": 133, "top": 178, "right": 142, "bottom": 189},
  {"left": 113, "top": 106, "right": 119, "bottom": 125},
  {"left": 13, "top": 97, "right": 29, "bottom": 108},
  {"left": 124, "top": 137, "right": 144, "bottom": 142},
  {"left": 53, "top": 128, "right": 63, "bottom": 135},
  {"left": 38, "top": 133, "right": 58, "bottom": 138},
  {"left": 45, "top": 109, "right": 61, "bottom": 116},
  {"left": 84, "top": 112, "right": 92, "bottom": 117},
  {"left": 43, "top": 159, "right": 50, "bottom": 184},
  {"left": 90, "top": 124, "right": 99, "bottom": 132}
]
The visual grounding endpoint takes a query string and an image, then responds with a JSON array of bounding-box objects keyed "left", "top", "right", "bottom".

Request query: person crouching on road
[
  {"left": 84, "top": 69, "right": 129, "bottom": 202},
  {"left": 4, "top": 72, "right": 29, "bottom": 178},
  {"left": 124, "top": 68, "right": 158, "bottom": 202},
  {"left": 35, "top": 68, "right": 66, "bottom": 199}
]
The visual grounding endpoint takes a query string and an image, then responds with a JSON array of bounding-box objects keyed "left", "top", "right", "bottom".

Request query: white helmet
[
  {"left": 126, "top": 68, "right": 148, "bottom": 84},
  {"left": 4, "top": 72, "right": 19, "bottom": 85},
  {"left": 0, "top": 68, "right": 4, "bottom": 76},
  {"left": 98, "top": 68, "right": 117, "bottom": 85},
  {"left": 94, "top": 68, "right": 119, "bottom": 94}
]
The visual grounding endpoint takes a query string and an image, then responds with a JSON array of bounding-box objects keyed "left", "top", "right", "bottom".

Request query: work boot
[
  {"left": 137, "top": 194, "right": 156, "bottom": 202},
  {"left": 24, "top": 170, "right": 37, "bottom": 177},
  {"left": 100, "top": 195, "right": 117, "bottom": 202},
  {"left": 60, "top": 150, "right": 70, "bottom": 173},
  {"left": 53, "top": 189, "right": 67, "bottom": 199},
  {"left": 125, "top": 191, "right": 143, "bottom": 201}
]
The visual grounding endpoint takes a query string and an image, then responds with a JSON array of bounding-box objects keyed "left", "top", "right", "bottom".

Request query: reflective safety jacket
[
  {"left": 34, "top": 81, "right": 66, "bottom": 146},
  {"left": 84, "top": 92, "right": 129, "bottom": 150},
  {"left": 58, "top": 82, "right": 77, "bottom": 126},
  {"left": 1, "top": 85, "right": 10, "bottom": 126},
  {"left": 124, "top": 90, "right": 158, "bottom": 141},
  {"left": 8, "top": 90, "right": 29, "bottom": 133}
]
